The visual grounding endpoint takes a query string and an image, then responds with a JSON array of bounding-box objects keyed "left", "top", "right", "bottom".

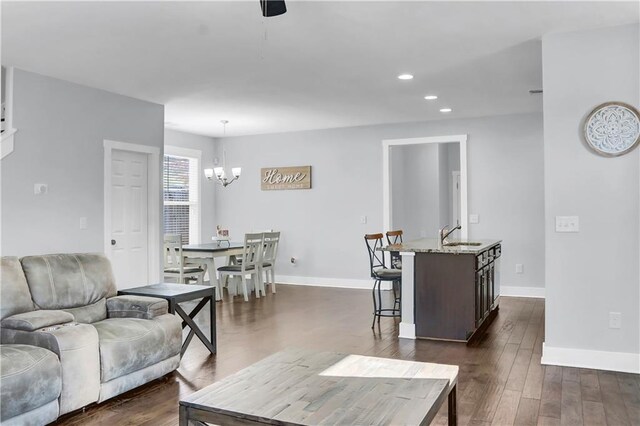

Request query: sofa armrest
[
  {"left": 106, "top": 295, "right": 168, "bottom": 319},
  {"left": 1, "top": 310, "right": 75, "bottom": 331}
]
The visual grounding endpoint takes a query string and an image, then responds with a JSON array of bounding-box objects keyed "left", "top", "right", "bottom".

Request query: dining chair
[
  {"left": 163, "top": 234, "right": 206, "bottom": 284},
  {"left": 364, "top": 233, "right": 402, "bottom": 328},
  {"left": 218, "top": 233, "right": 265, "bottom": 301},
  {"left": 261, "top": 231, "right": 280, "bottom": 293},
  {"left": 386, "top": 229, "right": 403, "bottom": 269}
]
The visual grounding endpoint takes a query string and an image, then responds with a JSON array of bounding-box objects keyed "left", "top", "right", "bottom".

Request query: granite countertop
[{"left": 381, "top": 238, "right": 501, "bottom": 254}]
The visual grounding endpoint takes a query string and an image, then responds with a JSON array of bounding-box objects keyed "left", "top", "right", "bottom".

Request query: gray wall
[
  {"left": 1, "top": 69, "right": 164, "bottom": 256},
  {"left": 543, "top": 24, "right": 639, "bottom": 356},
  {"left": 393, "top": 143, "right": 440, "bottom": 240},
  {"left": 1, "top": 67, "right": 5, "bottom": 104},
  {"left": 391, "top": 143, "right": 457, "bottom": 241},
  {"left": 214, "top": 112, "right": 544, "bottom": 290},
  {"left": 164, "top": 129, "right": 217, "bottom": 243}
]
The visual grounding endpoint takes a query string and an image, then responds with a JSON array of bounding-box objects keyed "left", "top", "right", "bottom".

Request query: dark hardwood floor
[{"left": 55, "top": 285, "right": 639, "bottom": 426}]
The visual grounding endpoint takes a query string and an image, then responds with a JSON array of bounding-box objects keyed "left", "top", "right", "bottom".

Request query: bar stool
[
  {"left": 386, "top": 230, "right": 403, "bottom": 270},
  {"left": 364, "top": 234, "right": 401, "bottom": 328}
]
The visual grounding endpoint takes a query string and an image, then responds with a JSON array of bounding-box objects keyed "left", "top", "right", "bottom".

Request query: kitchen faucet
[{"left": 439, "top": 222, "right": 462, "bottom": 247}]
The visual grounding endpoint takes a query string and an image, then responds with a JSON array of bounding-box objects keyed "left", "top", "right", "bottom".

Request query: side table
[{"left": 118, "top": 283, "right": 216, "bottom": 357}]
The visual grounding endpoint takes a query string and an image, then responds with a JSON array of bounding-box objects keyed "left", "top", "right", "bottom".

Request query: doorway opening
[{"left": 382, "top": 134, "right": 468, "bottom": 240}]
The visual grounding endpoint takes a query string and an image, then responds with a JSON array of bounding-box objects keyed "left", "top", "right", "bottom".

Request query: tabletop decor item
[
  {"left": 212, "top": 225, "right": 231, "bottom": 247},
  {"left": 215, "top": 225, "right": 229, "bottom": 238},
  {"left": 583, "top": 101, "right": 640, "bottom": 157}
]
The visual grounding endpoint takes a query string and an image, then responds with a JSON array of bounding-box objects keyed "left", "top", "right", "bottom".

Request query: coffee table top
[
  {"left": 180, "top": 348, "right": 458, "bottom": 425},
  {"left": 119, "top": 283, "right": 214, "bottom": 301}
]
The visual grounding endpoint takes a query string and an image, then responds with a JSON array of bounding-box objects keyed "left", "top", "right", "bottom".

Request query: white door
[{"left": 110, "top": 149, "right": 149, "bottom": 288}]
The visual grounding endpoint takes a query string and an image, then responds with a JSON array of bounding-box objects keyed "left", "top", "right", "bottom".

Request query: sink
[{"left": 444, "top": 241, "right": 483, "bottom": 247}]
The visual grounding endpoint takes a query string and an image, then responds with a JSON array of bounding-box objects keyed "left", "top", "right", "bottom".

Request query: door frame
[
  {"left": 104, "top": 139, "right": 161, "bottom": 284},
  {"left": 382, "top": 134, "right": 468, "bottom": 240},
  {"left": 452, "top": 170, "right": 461, "bottom": 230}
]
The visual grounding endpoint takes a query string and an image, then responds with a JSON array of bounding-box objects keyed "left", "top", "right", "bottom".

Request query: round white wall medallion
[{"left": 583, "top": 102, "right": 640, "bottom": 157}]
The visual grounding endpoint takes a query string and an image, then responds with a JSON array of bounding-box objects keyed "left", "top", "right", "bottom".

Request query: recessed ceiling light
[
  {"left": 397, "top": 74, "right": 414, "bottom": 80},
  {"left": 424, "top": 95, "right": 438, "bottom": 100},
  {"left": 440, "top": 108, "right": 452, "bottom": 113}
]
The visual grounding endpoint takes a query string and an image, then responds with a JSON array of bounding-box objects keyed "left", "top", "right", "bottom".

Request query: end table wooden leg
[
  {"left": 448, "top": 384, "right": 457, "bottom": 426},
  {"left": 179, "top": 404, "right": 189, "bottom": 426},
  {"left": 209, "top": 296, "right": 217, "bottom": 353}
]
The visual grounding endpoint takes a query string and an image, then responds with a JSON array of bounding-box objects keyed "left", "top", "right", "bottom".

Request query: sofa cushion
[
  {"left": 1, "top": 310, "right": 75, "bottom": 331},
  {"left": 0, "top": 344, "right": 62, "bottom": 421},
  {"left": 20, "top": 254, "right": 116, "bottom": 323},
  {"left": 92, "top": 314, "right": 181, "bottom": 382},
  {"left": 1, "top": 323, "right": 101, "bottom": 415},
  {"left": 62, "top": 299, "right": 107, "bottom": 324},
  {"left": 0, "top": 257, "right": 35, "bottom": 321}
]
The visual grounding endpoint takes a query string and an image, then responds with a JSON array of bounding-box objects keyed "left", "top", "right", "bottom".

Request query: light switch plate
[
  {"left": 516, "top": 264, "right": 524, "bottom": 274},
  {"left": 360, "top": 216, "right": 367, "bottom": 224},
  {"left": 609, "top": 312, "right": 622, "bottom": 329},
  {"left": 79, "top": 217, "right": 88, "bottom": 230},
  {"left": 555, "top": 216, "right": 579, "bottom": 232},
  {"left": 469, "top": 214, "right": 479, "bottom": 224}
]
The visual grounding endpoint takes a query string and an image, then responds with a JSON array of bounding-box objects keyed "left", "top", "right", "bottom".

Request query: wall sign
[
  {"left": 261, "top": 166, "right": 312, "bottom": 190},
  {"left": 583, "top": 101, "right": 640, "bottom": 157}
]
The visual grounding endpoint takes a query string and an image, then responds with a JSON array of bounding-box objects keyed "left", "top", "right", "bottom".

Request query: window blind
[{"left": 163, "top": 154, "right": 199, "bottom": 244}]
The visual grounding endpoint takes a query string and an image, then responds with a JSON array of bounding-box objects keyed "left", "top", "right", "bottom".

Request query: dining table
[{"left": 182, "top": 242, "right": 244, "bottom": 300}]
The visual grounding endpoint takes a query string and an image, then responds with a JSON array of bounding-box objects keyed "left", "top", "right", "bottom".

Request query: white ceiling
[{"left": 2, "top": 1, "right": 638, "bottom": 137}]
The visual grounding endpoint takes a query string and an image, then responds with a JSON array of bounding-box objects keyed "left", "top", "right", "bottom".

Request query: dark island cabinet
[
  {"left": 475, "top": 245, "right": 501, "bottom": 327},
  {"left": 415, "top": 244, "right": 501, "bottom": 343}
]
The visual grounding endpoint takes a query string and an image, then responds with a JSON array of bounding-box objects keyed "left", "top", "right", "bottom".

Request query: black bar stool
[
  {"left": 386, "top": 230, "right": 403, "bottom": 270},
  {"left": 364, "top": 234, "right": 401, "bottom": 328}
]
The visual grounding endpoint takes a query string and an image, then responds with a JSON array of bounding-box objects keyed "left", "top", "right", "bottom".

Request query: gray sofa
[
  {"left": 0, "top": 344, "right": 62, "bottom": 425},
  {"left": 0, "top": 254, "right": 182, "bottom": 420}
]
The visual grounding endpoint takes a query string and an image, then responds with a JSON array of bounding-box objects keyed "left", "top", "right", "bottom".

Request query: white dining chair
[
  {"left": 261, "top": 231, "right": 280, "bottom": 293},
  {"left": 217, "top": 233, "right": 265, "bottom": 301},
  {"left": 163, "top": 234, "right": 206, "bottom": 284}
]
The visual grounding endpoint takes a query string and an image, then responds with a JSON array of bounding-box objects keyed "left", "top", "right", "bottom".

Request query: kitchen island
[{"left": 383, "top": 238, "right": 501, "bottom": 343}]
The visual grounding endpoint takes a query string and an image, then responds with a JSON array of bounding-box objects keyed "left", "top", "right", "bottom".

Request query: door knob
[{"left": 111, "top": 239, "right": 116, "bottom": 246}]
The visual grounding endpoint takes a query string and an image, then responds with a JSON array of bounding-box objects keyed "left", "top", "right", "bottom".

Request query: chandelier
[{"left": 204, "top": 120, "right": 241, "bottom": 187}]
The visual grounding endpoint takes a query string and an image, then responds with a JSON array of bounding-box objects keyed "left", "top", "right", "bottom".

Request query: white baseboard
[
  {"left": 278, "top": 275, "right": 391, "bottom": 290},
  {"left": 500, "top": 285, "right": 545, "bottom": 298},
  {"left": 542, "top": 343, "right": 640, "bottom": 374}
]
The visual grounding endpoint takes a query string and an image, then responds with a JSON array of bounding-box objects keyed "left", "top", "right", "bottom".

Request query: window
[{"left": 163, "top": 147, "right": 201, "bottom": 244}]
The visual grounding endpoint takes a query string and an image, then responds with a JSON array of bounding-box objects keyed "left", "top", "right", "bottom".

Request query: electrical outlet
[
  {"left": 609, "top": 312, "right": 621, "bottom": 329},
  {"left": 34, "top": 183, "right": 48, "bottom": 195},
  {"left": 469, "top": 214, "right": 479, "bottom": 224},
  {"left": 515, "top": 264, "right": 524, "bottom": 274},
  {"left": 290, "top": 257, "right": 297, "bottom": 265},
  {"left": 555, "top": 216, "right": 579, "bottom": 232},
  {"left": 360, "top": 216, "right": 367, "bottom": 224}
]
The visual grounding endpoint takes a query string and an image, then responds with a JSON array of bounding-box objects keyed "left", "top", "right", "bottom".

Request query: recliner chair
[{"left": 0, "top": 254, "right": 182, "bottom": 417}]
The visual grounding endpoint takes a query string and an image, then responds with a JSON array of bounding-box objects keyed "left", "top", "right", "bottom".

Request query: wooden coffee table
[{"left": 179, "top": 348, "right": 458, "bottom": 425}]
